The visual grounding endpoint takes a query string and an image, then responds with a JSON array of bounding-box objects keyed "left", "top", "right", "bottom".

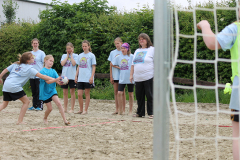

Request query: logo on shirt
[
  {"left": 64, "top": 58, "right": 71, "bottom": 67},
  {"left": 120, "top": 59, "right": 129, "bottom": 70},
  {"left": 79, "top": 57, "right": 88, "bottom": 68},
  {"left": 133, "top": 51, "right": 147, "bottom": 64},
  {"left": 115, "top": 54, "right": 120, "bottom": 58},
  {"left": 15, "top": 66, "right": 21, "bottom": 72},
  {"left": 30, "top": 55, "right": 37, "bottom": 65}
]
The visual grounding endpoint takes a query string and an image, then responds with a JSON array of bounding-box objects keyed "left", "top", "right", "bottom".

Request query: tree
[{"left": 2, "top": 0, "right": 19, "bottom": 24}]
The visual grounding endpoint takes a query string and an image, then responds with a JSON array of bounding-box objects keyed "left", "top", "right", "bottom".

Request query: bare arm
[
  {"left": 197, "top": 20, "right": 221, "bottom": 50},
  {"left": 45, "top": 76, "right": 61, "bottom": 84},
  {"left": 0, "top": 68, "right": 9, "bottom": 84},
  {"left": 36, "top": 73, "right": 55, "bottom": 81},
  {"left": 109, "top": 62, "right": 114, "bottom": 84},
  {"left": 89, "top": 65, "right": 96, "bottom": 84},
  {"left": 61, "top": 54, "right": 69, "bottom": 66},
  {"left": 70, "top": 53, "right": 76, "bottom": 66},
  {"left": 130, "top": 65, "right": 134, "bottom": 83},
  {"left": 75, "top": 66, "right": 79, "bottom": 83}
]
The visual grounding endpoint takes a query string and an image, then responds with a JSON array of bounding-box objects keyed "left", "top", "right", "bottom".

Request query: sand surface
[{"left": 0, "top": 97, "right": 234, "bottom": 159}]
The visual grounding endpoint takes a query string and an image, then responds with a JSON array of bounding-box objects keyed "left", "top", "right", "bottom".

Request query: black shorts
[
  {"left": 3, "top": 90, "right": 26, "bottom": 101},
  {"left": 114, "top": 80, "right": 119, "bottom": 83},
  {"left": 231, "top": 109, "right": 239, "bottom": 122},
  {"left": 118, "top": 84, "right": 134, "bottom": 92},
  {"left": 77, "top": 82, "right": 95, "bottom": 90},
  {"left": 43, "top": 94, "right": 58, "bottom": 104},
  {"left": 61, "top": 80, "right": 77, "bottom": 89}
]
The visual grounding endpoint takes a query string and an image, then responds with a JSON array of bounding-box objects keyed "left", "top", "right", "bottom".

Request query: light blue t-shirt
[
  {"left": 112, "top": 54, "right": 134, "bottom": 84},
  {"left": 3, "top": 64, "right": 38, "bottom": 93},
  {"left": 61, "top": 53, "right": 78, "bottom": 80},
  {"left": 30, "top": 50, "right": 46, "bottom": 79},
  {"left": 108, "top": 49, "right": 122, "bottom": 80},
  {"left": 217, "top": 23, "right": 237, "bottom": 51},
  {"left": 39, "top": 68, "right": 58, "bottom": 101},
  {"left": 77, "top": 52, "right": 97, "bottom": 83}
]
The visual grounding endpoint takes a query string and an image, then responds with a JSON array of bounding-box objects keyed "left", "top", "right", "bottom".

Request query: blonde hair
[
  {"left": 15, "top": 52, "right": 33, "bottom": 64},
  {"left": 66, "top": 42, "right": 74, "bottom": 51},
  {"left": 114, "top": 37, "right": 123, "bottom": 43},
  {"left": 43, "top": 55, "right": 54, "bottom": 67},
  {"left": 82, "top": 40, "right": 92, "bottom": 52}
]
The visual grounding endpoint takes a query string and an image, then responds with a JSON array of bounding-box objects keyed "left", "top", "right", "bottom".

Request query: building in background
[{"left": 0, "top": 0, "right": 52, "bottom": 24}]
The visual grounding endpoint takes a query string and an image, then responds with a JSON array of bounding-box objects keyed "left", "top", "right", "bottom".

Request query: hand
[
  {"left": 197, "top": 20, "right": 210, "bottom": 30},
  {"left": 130, "top": 75, "right": 133, "bottom": 83},
  {"left": 110, "top": 76, "right": 114, "bottom": 84},
  {"left": 0, "top": 79, "right": 3, "bottom": 84},
  {"left": 75, "top": 77, "right": 78, "bottom": 83},
  {"left": 89, "top": 77, "right": 93, "bottom": 84}
]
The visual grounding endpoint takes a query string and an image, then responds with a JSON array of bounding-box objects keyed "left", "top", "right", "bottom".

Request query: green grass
[{"left": 173, "top": 88, "right": 231, "bottom": 104}]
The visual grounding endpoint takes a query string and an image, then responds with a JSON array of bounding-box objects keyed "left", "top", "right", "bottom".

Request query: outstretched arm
[
  {"left": 0, "top": 68, "right": 9, "bottom": 84},
  {"left": 197, "top": 20, "right": 221, "bottom": 50}
]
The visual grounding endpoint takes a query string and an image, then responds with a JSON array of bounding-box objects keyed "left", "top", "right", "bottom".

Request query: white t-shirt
[
  {"left": 77, "top": 52, "right": 97, "bottom": 83},
  {"left": 132, "top": 46, "right": 154, "bottom": 82},
  {"left": 61, "top": 53, "right": 78, "bottom": 80},
  {"left": 3, "top": 64, "right": 38, "bottom": 93},
  {"left": 30, "top": 49, "right": 46, "bottom": 79}
]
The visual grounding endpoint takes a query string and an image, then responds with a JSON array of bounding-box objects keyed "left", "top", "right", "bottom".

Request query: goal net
[{"left": 154, "top": 0, "right": 240, "bottom": 159}]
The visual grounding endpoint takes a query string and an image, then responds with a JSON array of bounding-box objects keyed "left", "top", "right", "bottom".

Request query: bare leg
[
  {"left": 0, "top": 101, "right": 9, "bottom": 112},
  {"left": 17, "top": 96, "right": 30, "bottom": 124},
  {"left": 63, "top": 89, "right": 68, "bottom": 113},
  {"left": 128, "top": 92, "right": 134, "bottom": 115},
  {"left": 123, "top": 88, "right": 126, "bottom": 114},
  {"left": 82, "top": 89, "right": 90, "bottom": 114},
  {"left": 52, "top": 95, "right": 69, "bottom": 124},
  {"left": 232, "top": 121, "right": 239, "bottom": 160},
  {"left": 69, "top": 88, "right": 76, "bottom": 113},
  {"left": 44, "top": 102, "right": 53, "bottom": 124},
  {"left": 113, "top": 82, "right": 119, "bottom": 114},
  {"left": 118, "top": 91, "right": 123, "bottom": 115},
  {"left": 77, "top": 90, "right": 84, "bottom": 113}
]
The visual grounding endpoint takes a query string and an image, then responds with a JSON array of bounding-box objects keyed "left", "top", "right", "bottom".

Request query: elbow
[{"left": 207, "top": 44, "right": 216, "bottom": 50}]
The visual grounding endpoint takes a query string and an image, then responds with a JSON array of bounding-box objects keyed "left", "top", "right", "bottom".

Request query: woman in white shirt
[{"left": 130, "top": 33, "right": 154, "bottom": 119}]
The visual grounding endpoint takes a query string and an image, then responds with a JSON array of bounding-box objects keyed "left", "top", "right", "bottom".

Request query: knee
[
  {"left": 129, "top": 92, "right": 134, "bottom": 98},
  {"left": 118, "top": 91, "right": 123, "bottom": 96},
  {"left": 48, "top": 107, "right": 53, "bottom": 112},
  {"left": 78, "top": 92, "right": 83, "bottom": 98}
]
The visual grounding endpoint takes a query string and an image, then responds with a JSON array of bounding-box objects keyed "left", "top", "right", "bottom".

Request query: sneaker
[
  {"left": 28, "top": 106, "right": 35, "bottom": 111},
  {"left": 35, "top": 107, "right": 43, "bottom": 111}
]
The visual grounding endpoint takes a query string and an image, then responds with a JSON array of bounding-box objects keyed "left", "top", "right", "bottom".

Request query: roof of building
[{"left": 17, "top": 0, "right": 52, "bottom": 6}]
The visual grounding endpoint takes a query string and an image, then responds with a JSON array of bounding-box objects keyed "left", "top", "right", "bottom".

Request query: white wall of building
[{"left": 0, "top": 0, "right": 52, "bottom": 23}]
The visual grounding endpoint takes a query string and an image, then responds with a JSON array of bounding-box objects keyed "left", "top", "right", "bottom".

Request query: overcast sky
[{"left": 38, "top": 0, "right": 154, "bottom": 11}]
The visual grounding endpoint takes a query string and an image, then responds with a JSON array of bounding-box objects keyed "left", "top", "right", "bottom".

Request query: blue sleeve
[
  {"left": 217, "top": 23, "right": 237, "bottom": 51},
  {"left": 7, "top": 64, "right": 15, "bottom": 72},
  {"left": 30, "top": 68, "right": 38, "bottom": 77},
  {"left": 60, "top": 54, "right": 66, "bottom": 63},
  {"left": 91, "top": 54, "right": 97, "bottom": 65},
  {"left": 76, "top": 55, "right": 80, "bottom": 65},
  {"left": 53, "top": 69, "right": 59, "bottom": 78},
  {"left": 108, "top": 51, "right": 112, "bottom": 62},
  {"left": 112, "top": 56, "right": 119, "bottom": 66},
  {"left": 73, "top": 54, "right": 78, "bottom": 62},
  {"left": 41, "top": 51, "right": 46, "bottom": 62}
]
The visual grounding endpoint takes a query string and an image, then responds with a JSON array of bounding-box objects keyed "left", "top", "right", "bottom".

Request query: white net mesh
[{"left": 168, "top": 0, "right": 240, "bottom": 159}]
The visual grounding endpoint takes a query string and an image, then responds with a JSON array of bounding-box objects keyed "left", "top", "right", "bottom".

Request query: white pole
[{"left": 153, "top": 0, "right": 170, "bottom": 159}]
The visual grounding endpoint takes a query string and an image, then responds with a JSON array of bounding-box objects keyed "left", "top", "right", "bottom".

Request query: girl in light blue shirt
[
  {"left": 108, "top": 37, "right": 126, "bottom": 115},
  {"left": 60, "top": 42, "right": 78, "bottom": 113},
  {"left": 75, "top": 40, "right": 96, "bottom": 115},
  {"left": 112, "top": 43, "right": 134, "bottom": 115},
  {"left": 0, "top": 52, "right": 55, "bottom": 124}
]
